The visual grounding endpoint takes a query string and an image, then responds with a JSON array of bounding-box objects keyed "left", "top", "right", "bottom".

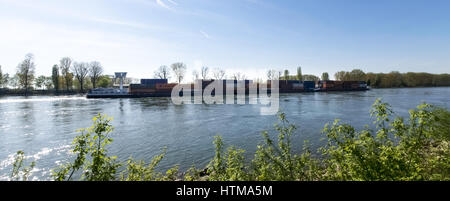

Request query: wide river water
[{"left": 0, "top": 87, "right": 449, "bottom": 180}]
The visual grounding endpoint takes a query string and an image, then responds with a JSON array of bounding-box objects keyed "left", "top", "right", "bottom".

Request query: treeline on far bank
[
  {"left": 1, "top": 53, "right": 449, "bottom": 97},
  {"left": 366, "top": 72, "right": 450, "bottom": 88},
  {"left": 333, "top": 70, "right": 450, "bottom": 88},
  {"left": 0, "top": 53, "right": 113, "bottom": 96}
]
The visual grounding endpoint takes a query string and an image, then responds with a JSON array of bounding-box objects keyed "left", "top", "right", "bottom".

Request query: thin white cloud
[
  {"left": 167, "top": 0, "right": 178, "bottom": 6},
  {"left": 0, "top": 0, "right": 163, "bottom": 31},
  {"left": 88, "top": 17, "right": 155, "bottom": 30},
  {"left": 156, "top": 0, "right": 171, "bottom": 9},
  {"left": 200, "top": 30, "right": 211, "bottom": 39}
]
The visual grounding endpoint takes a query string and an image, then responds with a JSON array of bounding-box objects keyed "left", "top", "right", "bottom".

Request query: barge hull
[{"left": 86, "top": 88, "right": 368, "bottom": 99}]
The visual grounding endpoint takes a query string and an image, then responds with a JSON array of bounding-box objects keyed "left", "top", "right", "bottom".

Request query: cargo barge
[
  {"left": 315, "top": 80, "right": 369, "bottom": 92},
  {"left": 86, "top": 72, "right": 369, "bottom": 99}
]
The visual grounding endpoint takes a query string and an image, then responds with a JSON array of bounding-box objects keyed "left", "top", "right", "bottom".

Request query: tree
[
  {"left": 349, "top": 69, "right": 366, "bottom": 81},
  {"left": 16, "top": 53, "right": 36, "bottom": 95},
  {"left": 97, "top": 75, "right": 112, "bottom": 88},
  {"left": 72, "top": 62, "right": 89, "bottom": 92},
  {"left": 192, "top": 70, "right": 199, "bottom": 81},
  {"left": 232, "top": 72, "right": 247, "bottom": 80},
  {"left": 35, "top": 75, "right": 47, "bottom": 90},
  {"left": 302, "top": 74, "right": 319, "bottom": 81},
  {"left": 321, "top": 72, "right": 329, "bottom": 81},
  {"left": 154, "top": 65, "right": 170, "bottom": 80},
  {"left": 283, "top": 70, "right": 289, "bottom": 80},
  {"left": 0, "top": 73, "right": 9, "bottom": 88},
  {"left": 334, "top": 71, "right": 346, "bottom": 81},
  {"left": 334, "top": 69, "right": 366, "bottom": 81},
  {"left": 267, "top": 69, "right": 279, "bottom": 80},
  {"left": 0, "top": 65, "right": 7, "bottom": 88},
  {"left": 201, "top": 66, "right": 209, "bottom": 80},
  {"left": 44, "top": 77, "right": 53, "bottom": 90},
  {"left": 385, "top": 71, "right": 403, "bottom": 88},
  {"left": 296, "top": 67, "right": 302, "bottom": 81},
  {"left": 170, "top": 62, "right": 187, "bottom": 83},
  {"left": 0, "top": 65, "right": 3, "bottom": 87},
  {"left": 60, "top": 57, "right": 73, "bottom": 91},
  {"left": 89, "top": 61, "right": 103, "bottom": 89},
  {"left": 212, "top": 68, "right": 226, "bottom": 80},
  {"left": 52, "top": 65, "right": 60, "bottom": 91},
  {"left": 9, "top": 75, "right": 19, "bottom": 89}
]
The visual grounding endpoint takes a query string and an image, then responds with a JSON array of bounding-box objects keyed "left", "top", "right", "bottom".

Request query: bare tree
[
  {"left": 255, "top": 77, "right": 263, "bottom": 84},
  {"left": 89, "top": 61, "right": 103, "bottom": 89},
  {"left": 170, "top": 62, "right": 186, "bottom": 83},
  {"left": 267, "top": 69, "right": 279, "bottom": 80},
  {"left": 154, "top": 65, "right": 170, "bottom": 80},
  {"left": 267, "top": 69, "right": 273, "bottom": 80},
  {"left": 212, "top": 68, "right": 226, "bottom": 80},
  {"left": 60, "top": 57, "right": 73, "bottom": 91},
  {"left": 192, "top": 70, "right": 199, "bottom": 81},
  {"left": 232, "top": 72, "right": 247, "bottom": 80},
  {"left": 72, "top": 62, "right": 89, "bottom": 92},
  {"left": 16, "top": 53, "right": 36, "bottom": 96},
  {"left": 201, "top": 66, "right": 209, "bottom": 80}
]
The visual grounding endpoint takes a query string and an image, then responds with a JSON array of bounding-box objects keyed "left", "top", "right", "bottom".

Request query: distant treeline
[
  {"left": 366, "top": 72, "right": 450, "bottom": 88},
  {"left": 1, "top": 53, "right": 449, "bottom": 96},
  {"left": 275, "top": 68, "right": 450, "bottom": 88},
  {"left": 0, "top": 53, "right": 113, "bottom": 95},
  {"left": 333, "top": 69, "right": 450, "bottom": 88}
]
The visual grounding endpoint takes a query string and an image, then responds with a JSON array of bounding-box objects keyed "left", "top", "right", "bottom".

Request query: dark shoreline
[
  {"left": 0, "top": 89, "right": 82, "bottom": 97},
  {"left": 1, "top": 86, "right": 449, "bottom": 98}
]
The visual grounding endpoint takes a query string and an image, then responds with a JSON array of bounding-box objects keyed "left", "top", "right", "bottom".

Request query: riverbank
[
  {"left": 2, "top": 85, "right": 450, "bottom": 98},
  {"left": 0, "top": 88, "right": 81, "bottom": 96}
]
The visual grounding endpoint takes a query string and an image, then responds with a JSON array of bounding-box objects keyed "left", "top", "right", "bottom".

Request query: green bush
[
  {"left": 10, "top": 151, "right": 35, "bottom": 181},
  {"left": 52, "top": 114, "right": 121, "bottom": 181}
]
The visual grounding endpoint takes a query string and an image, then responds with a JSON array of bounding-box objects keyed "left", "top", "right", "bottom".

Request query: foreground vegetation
[{"left": 10, "top": 99, "right": 449, "bottom": 181}]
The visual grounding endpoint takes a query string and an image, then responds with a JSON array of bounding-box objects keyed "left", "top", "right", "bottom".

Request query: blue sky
[{"left": 0, "top": 0, "right": 449, "bottom": 81}]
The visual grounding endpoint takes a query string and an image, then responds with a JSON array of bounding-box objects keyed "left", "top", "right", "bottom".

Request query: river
[{"left": 0, "top": 87, "right": 449, "bottom": 180}]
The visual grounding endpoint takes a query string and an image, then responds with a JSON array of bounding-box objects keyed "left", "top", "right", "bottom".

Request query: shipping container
[
  {"left": 130, "top": 84, "right": 156, "bottom": 89},
  {"left": 287, "top": 80, "right": 301, "bottom": 84},
  {"left": 129, "top": 88, "right": 156, "bottom": 94},
  {"left": 292, "top": 83, "right": 304, "bottom": 88},
  {"left": 359, "top": 81, "right": 368, "bottom": 88},
  {"left": 140, "top": 79, "right": 168, "bottom": 85},
  {"left": 156, "top": 83, "right": 178, "bottom": 91},
  {"left": 303, "top": 81, "right": 315, "bottom": 90}
]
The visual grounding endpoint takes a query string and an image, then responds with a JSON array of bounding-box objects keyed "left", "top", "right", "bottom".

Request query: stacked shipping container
[{"left": 129, "top": 79, "right": 368, "bottom": 96}]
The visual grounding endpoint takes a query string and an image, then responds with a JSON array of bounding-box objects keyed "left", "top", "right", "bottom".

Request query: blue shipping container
[
  {"left": 140, "top": 79, "right": 168, "bottom": 85},
  {"left": 303, "top": 81, "right": 315, "bottom": 89}
]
